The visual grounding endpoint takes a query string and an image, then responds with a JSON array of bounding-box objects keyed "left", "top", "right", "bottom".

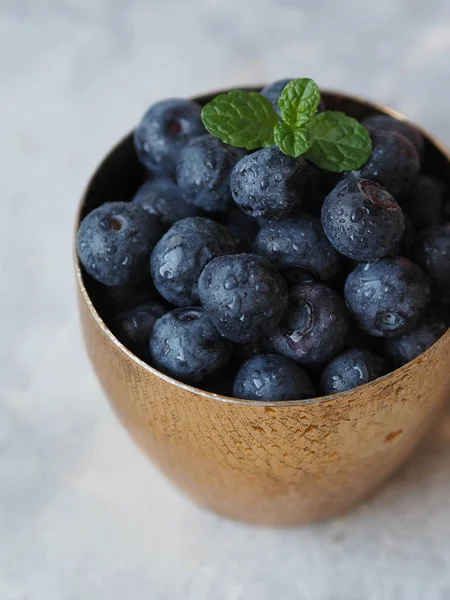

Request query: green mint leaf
[
  {"left": 274, "top": 122, "right": 311, "bottom": 158},
  {"left": 278, "top": 78, "right": 321, "bottom": 128},
  {"left": 306, "top": 111, "right": 372, "bottom": 172},
  {"left": 201, "top": 90, "right": 279, "bottom": 149}
]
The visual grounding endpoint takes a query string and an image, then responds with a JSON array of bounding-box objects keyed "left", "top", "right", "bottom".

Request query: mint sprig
[{"left": 200, "top": 78, "right": 372, "bottom": 172}]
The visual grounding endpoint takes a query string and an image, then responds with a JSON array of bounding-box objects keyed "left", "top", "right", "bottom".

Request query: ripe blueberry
[
  {"left": 344, "top": 257, "right": 431, "bottom": 337},
  {"left": 151, "top": 217, "right": 237, "bottom": 306},
  {"left": 233, "top": 353, "right": 315, "bottom": 401},
  {"left": 321, "top": 178, "right": 404, "bottom": 262},
  {"left": 320, "top": 349, "right": 386, "bottom": 395},
  {"left": 362, "top": 114, "right": 425, "bottom": 161},
  {"left": 413, "top": 224, "right": 450, "bottom": 293},
  {"left": 198, "top": 253, "right": 288, "bottom": 343},
  {"left": 77, "top": 202, "right": 163, "bottom": 287},
  {"left": 132, "top": 179, "right": 201, "bottom": 226}
]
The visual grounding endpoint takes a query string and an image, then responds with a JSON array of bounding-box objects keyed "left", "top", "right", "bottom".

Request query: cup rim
[{"left": 74, "top": 87, "right": 450, "bottom": 408}]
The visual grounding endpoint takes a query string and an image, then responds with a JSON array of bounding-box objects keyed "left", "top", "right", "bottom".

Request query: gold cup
[{"left": 75, "top": 89, "right": 450, "bottom": 525}]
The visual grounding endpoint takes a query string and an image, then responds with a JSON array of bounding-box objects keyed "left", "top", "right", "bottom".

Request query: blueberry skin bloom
[
  {"left": 233, "top": 353, "right": 315, "bottom": 401},
  {"left": 150, "top": 217, "right": 237, "bottom": 306},
  {"left": 413, "top": 224, "right": 450, "bottom": 291},
  {"left": 254, "top": 214, "right": 343, "bottom": 281},
  {"left": 150, "top": 308, "right": 233, "bottom": 383},
  {"left": 77, "top": 202, "right": 163, "bottom": 287},
  {"left": 110, "top": 301, "right": 167, "bottom": 361},
  {"left": 230, "top": 147, "right": 311, "bottom": 219},
  {"left": 320, "top": 349, "right": 386, "bottom": 395},
  {"left": 198, "top": 253, "right": 288, "bottom": 343},
  {"left": 176, "top": 135, "right": 242, "bottom": 212},
  {"left": 132, "top": 179, "right": 201, "bottom": 227},
  {"left": 344, "top": 257, "right": 431, "bottom": 337},
  {"left": 134, "top": 99, "right": 205, "bottom": 176},
  {"left": 362, "top": 114, "right": 425, "bottom": 161},
  {"left": 266, "top": 283, "right": 349, "bottom": 366},
  {"left": 321, "top": 178, "right": 404, "bottom": 262},
  {"left": 349, "top": 128, "right": 420, "bottom": 197},
  {"left": 384, "top": 312, "right": 448, "bottom": 367}
]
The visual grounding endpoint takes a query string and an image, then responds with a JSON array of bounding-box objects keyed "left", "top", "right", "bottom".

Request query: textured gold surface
[{"left": 75, "top": 90, "right": 450, "bottom": 525}]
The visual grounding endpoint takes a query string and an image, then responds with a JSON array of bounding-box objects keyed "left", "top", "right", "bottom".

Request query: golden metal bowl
[{"left": 75, "top": 89, "right": 450, "bottom": 525}]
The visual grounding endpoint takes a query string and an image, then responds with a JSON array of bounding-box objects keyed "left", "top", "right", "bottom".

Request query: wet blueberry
[
  {"left": 320, "top": 348, "right": 386, "bottom": 395},
  {"left": 362, "top": 114, "right": 425, "bottom": 161},
  {"left": 132, "top": 179, "right": 201, "bottom": 226},
  {"left": 413, "top": 224, "right": 450, "bottom": 293},
  {"left": 344, "top": 257, "right": 431, "bottom": 337},
  {"left": 384, "top": 311, "right": 448, "bottom": 367},
  {"left": 348, "top": 128, "right": 420, "bottom": 197},
  {"left": 198, "top": 253, "right": 288, "bottom": 343},
  {"left": 134, "top": 99, "right": 205, "bottom": 176},
  {"left": 233, "top": 353, "right": 315, "bottom": 401},
  {"left": 230, "top": 147, "right": 311, "bottom": 219},
  {"left": 254, "top": 214, "right": 343, "bottom": 281},
  {"left": 151, "top": 217, "right": 237, "bottom": 306},
  {"left": 77, "top": 202, "right": 163, "bottom": 287},
  {"left": 176, "top": 135, "right": 243, "bottom": 212},
  {"left": 266, "top": 283, "right": 349, "bottom": 366},
  {"left": 150, "top": 307, "right": 233, "bottom": 382},
  {"left": 321, "top": 178, "right": 404, "bottom": 262}
]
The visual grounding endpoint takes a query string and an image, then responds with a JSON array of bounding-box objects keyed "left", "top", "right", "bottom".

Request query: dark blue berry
[
  {"left": 150, "top": 307, "right": 232, "bottom": 382},
  {"left": 320, "top": 349, "right": 386, "bottom": 395},
  {"left": 110, "top": 301, "right": 166, "bottom": 360},
  {"left": 362, "top": 114, "right": 425, "bottom": 161},
  {"left": 401, "top": 174, "right": 444, "bottom": 232},
  {"left": 413, "top": 224, "right": 450, "bottom": 293},
  {"left": 134, "top": 99, "right": 205, "bottom": 176},
  {"left": 230, "top": 147, "right": 311, "bottom": 219},
  {"left": 176, "top": 135, "right": 242, "bottom": 212},
  {"left": 344, "top": 257, "right": 431, "bottom": 337},
  {"left": 150, "top": 217, "right": 237, "bottom": 306},
  {"left": 233, "top": 353, "right": 315, "bottom": 401},
  {"left": 77, "top": 202, "right": 163, "bottom": 287},
  {"left": 132, "top": 179, "right": 201, "bottom": 226},
  {"left": 266, "top": 283, "right": 349, "bottom": 366},
  {"left": 384, "top": 311, "right": 448, "bottom": 367},
  {"left": 349, "top": 128, "right": 420, "bottom": 197},
  {"left": 321, "top": 178, "right": 404, "bottom": 262},
  {"left": 221, "top": 209, "right": 260, "bottom": 252},
  {"left": 198, "top": 253, "right": 288, "bottom": 343},
  {"left": 254, "top": 214, "right": 343, "bottom": 281}
]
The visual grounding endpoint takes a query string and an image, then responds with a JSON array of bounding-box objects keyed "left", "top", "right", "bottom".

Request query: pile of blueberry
[{"left": 78, "top": 80, "right": 450, "bottom": 401}]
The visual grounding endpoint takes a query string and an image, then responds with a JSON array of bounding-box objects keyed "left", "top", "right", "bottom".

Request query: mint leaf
[
  {"left": 274, "top": 122, "right": 311, "bottom": 158},
  {"left": 306, "top": 111, "right": 372, "bottom": 172},
  {"left": 201, "top": 91, "right": 279, "bottom": 149},
  {"left": 278, "top": 78, "right": 321, "bottom": 128}
]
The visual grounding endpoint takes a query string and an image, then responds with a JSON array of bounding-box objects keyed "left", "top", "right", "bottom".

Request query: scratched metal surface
[{"left": 2, "top": 1, "right": 450, "bottom": 598}]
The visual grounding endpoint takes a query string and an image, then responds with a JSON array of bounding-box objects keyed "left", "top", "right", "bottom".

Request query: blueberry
[
  {"left": 77, "top": 202, "right": 163, "bottom": 287},
  {"left": 230, "top": 147, "right": 311, "bottom": 219},
  {"left": 198, "top": 253, "right": 288, "bottom": 343},
  {"left": 134, "top": 99, "right": 205, "bottom": 176},
  {"left": 281, "top": 267, "right": 316, "bottom": 287},
  {"left": 320, "top": 349, "right": 386, "bottom": 395},
  {"left": 233, "top": 353, "right": 315, "bottom": 401},
  {"left": 176, "top": 135, "right": 242, "bottom": 212},
  {"left": 150, "top": 217, "right": 237, "bottom": 306},
  {"left": 349, "top": 128, "right": 420, "bottom": 197},
  {"left": 110, "top": 301, "right": 166, "bottom": 360},
  {"left": 150, "top": 307, "right": 233, "bottom": 382},
  {"left": 401, "top": 174, "right": 444, "bottom": 232},
  {"left": 221, "top": 208, "right": 260, "bottom": 252},
  {"left": 266, "top": 283, "right": 349, "bottom": 366},
  {"left": 321, "top": 178, "right": 404, "bottom": 262},
  {"left": 413, "top": 224, "right": 450, "bottom": 292},
  {"left": 384, "top": 311, "right": 448, "bottom": 367},
  {"left": 362, "top": 114, "right": 425, "bottom": 161},
  {"left": 132, "top": 179, "right": 201, "bottom": 226},
  {"left": 254, "top": 214, "right": 343, "bottom": 281},
  {"left": 344, "top": 257, "right": 431, "bottom": 337}
]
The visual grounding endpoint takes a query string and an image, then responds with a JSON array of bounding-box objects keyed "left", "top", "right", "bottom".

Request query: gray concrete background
[{"left": 2, "top": 1, "right": 450, "bottom": 598}]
